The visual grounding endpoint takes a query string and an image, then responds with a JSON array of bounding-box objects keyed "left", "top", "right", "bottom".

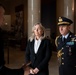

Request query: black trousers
[{"left": 0, "top": 66, "right": 24, "bottom": 75}]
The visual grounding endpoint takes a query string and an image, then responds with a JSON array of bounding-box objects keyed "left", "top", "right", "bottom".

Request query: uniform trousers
[{"left": 59, "top": 65, "right": 76, "bottom": 75}]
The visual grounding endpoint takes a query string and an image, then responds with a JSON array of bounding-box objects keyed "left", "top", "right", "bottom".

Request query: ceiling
[{"left": 0, "top": 0, "right": 10, "bottom": 1}]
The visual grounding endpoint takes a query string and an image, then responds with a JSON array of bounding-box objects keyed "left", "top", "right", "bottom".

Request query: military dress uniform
[
  {"left": 56, "top": 32, "right": 76, "bottom": 75},
  {"left": 55, "top": 17, "right": 76, "bottom": 75}
]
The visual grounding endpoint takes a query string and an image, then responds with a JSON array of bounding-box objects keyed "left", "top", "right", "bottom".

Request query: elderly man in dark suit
[
  {"left": 55, "top": 16, "right": 76, "bottom": 75},
  {"left": 0, "top": 3, "right": 24, "bottom": 75}
]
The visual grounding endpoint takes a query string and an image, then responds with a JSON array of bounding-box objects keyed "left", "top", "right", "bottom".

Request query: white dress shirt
[
  {"left": 34, "top": 38, "right": 41, "bottom": 54},
  {"left": 62, "top": 33, "right": 69, "bottom": 41}
]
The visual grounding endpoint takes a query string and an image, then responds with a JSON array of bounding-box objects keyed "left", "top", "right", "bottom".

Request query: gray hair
[{"left": 29, "top": 23, "right": 46, "bottom": 42}]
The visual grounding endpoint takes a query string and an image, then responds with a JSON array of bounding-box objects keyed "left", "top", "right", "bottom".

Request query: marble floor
[{"left": 4, "top": 47, "right": 59, "bottom": 75}]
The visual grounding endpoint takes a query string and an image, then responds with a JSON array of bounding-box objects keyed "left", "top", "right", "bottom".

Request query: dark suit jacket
[
  {"left": 25, "top": 38, "right": 52, "bottom": 75},
  {"left": 0, "top": 28, "right": 24, "bottom": 75},
  {"left": 0, "top": 28, "right": 5, "bottom": 66}
]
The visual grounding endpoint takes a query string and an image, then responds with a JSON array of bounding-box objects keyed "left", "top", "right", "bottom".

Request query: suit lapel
[
  {"left": 32, "top": 39, "right": 44, "bottom": 56},
  {"left": 31, "top": 39, "right": 35, "bottom": 54},
  {"left": 31, "top": 39, "right": 43, "bottom": 54},
  {"left": 36, "top": 39, "right": 43, "bottom": 56}
]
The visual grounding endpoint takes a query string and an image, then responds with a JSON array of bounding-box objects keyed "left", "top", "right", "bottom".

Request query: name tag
[{"left": 66, "top": 42, "right": 74, "bottom": 45}]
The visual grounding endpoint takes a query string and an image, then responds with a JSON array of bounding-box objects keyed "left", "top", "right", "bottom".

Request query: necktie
[{"left": 63, "top": 37, "right": 66, "bottom": 42}]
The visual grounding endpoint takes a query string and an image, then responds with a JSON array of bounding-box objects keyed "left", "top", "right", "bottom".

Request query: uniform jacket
[
  {"left": 25, "top": 38, "right": 52, "bottom": 75},
  {"left": 55, "top": 32, "right": 76, "bottom": 75}
]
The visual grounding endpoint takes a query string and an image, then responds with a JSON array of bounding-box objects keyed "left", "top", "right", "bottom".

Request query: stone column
[
  {"left": 56, "top": 0, "right": 74, "bottom": 35},
  {"left": 56, "top": 0, "right": 64, "bottom": 18},
  {"left": 28, "top": 0, "right": 41, "bottom": 38},
  {"left": 64, "top": 0, "right": 74, "bottom": 32},
  {"left": 56, "top": 0, "right": 64, "bottom": 35}
]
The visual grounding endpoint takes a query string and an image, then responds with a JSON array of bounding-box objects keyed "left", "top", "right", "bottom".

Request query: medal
[{"left": 69, "top": 47, "right": 72, "bottom": 55}]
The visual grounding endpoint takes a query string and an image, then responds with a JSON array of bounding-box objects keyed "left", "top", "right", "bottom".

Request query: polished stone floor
[{"left": 4, "top": 47, "right": 59, "bottom": 75}]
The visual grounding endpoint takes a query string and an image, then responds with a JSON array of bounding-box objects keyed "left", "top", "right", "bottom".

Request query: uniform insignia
[
  {"left": 57, "top": 50, "right": 63, "bottom": 58},
  {"left": 69, "top": 47, "right": 72, "bottom": 55},
  {"left": 59, "top": 17, "right": 63, "bottom": 22},
  {"left": 71, "top": 38, "right": 75, "bottom": 41},
  {"left": 73, "top": 36, "right": 76, "bottom": 41},
  {"left": 69, "top": 47, "right": 71, "bottom": 52},
  {"left": 57, "top": 49, "right": 64, "bottom": 65},
  {"left": 70, "top": 35, "right": 72, "bottom": 37},
  {"left": 66, "top": 42, "right": 74, "bottom": 45},
  {"left": 55, "top": 36, "right": 59, "bottom": 47},
  {"left": 69, "top": 49, "right": 71, "bottom": 52}
]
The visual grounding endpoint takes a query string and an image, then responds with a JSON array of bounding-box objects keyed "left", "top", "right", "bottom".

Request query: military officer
[{"left": 55, "top": 16, "right": 76, "bottom": 75}]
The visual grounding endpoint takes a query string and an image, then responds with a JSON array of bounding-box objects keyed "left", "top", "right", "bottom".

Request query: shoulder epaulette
[
  {"left": 55, "top": 36, "right": 59, "bottom": 47},
  {"left": 74, "top": 34, "right": 76, "bottom": 40},
  {"left": 71, "top": 34, "right": 76, "bottom": 41}
]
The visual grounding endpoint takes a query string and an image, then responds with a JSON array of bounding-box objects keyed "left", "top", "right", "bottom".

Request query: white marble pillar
[
  {"left": 64, "top": 0, "right": 74, "bottom": 32},
  {"left": 28, "top": 0, "right": 41, "bottom": 38},
  {"left": 56, "top": 0, "right": 64, "bottom": 35},
  {"left": 57, "top": 0, "right": 74, "bottom": 35},
  {"left": 56, "top": 0, "right": 64, "bottom": 18}
]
